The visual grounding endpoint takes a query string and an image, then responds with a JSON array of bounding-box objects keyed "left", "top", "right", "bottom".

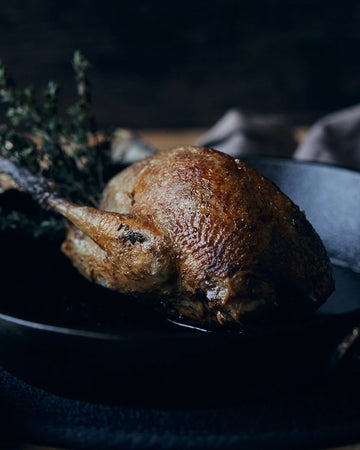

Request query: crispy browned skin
[{"left": 58, "top": 146, "right": 334, "bottom": 327}]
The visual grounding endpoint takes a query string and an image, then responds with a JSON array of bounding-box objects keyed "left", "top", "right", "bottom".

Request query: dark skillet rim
[{"left": 242, "top": 153, "right": 360, "bottom": 175}]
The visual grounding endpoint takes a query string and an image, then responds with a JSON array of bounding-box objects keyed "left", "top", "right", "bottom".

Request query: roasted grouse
[{"left": 0, "top": 146, "right": 334, "bottom": 328}]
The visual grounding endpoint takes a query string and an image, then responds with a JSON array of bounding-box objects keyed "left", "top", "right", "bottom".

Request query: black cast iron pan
[{"left": 0, "top": 156, "right": 359, "bottom": 407}]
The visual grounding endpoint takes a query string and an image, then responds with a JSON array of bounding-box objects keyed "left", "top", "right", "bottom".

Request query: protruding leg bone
[{"left": 0, "top": 154, "right": 175, "bottom": 294}]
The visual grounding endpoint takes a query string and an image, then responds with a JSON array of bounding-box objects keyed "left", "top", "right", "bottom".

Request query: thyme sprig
[{"left": 0, "top": 51, "right": 113, "bottom": 237}]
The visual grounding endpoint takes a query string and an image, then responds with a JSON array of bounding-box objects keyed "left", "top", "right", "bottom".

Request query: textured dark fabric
[
  {"left": 198, "top": 105, "right": 360, "bottom": 171},
  {"left": 0, "top": 365, "right": 360, "bottom": 449}
]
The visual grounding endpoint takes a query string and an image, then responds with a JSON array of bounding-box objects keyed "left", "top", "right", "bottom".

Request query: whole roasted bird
[{"left": 0, "top": 146, "right": 334, "bottom": 328}]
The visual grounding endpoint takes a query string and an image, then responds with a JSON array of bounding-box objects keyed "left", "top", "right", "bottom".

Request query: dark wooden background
[{"left": 0, "top": 0, "right": 360, "bottom": 129}]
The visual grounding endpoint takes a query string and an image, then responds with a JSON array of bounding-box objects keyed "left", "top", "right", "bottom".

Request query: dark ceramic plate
[{"left": 0, "top": 156, "right": 359, "bottom": 406}]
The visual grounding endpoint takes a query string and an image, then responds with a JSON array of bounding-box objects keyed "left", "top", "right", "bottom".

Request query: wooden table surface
[{"left": 138, "top": 127, "right": 206, "bottom": 151}]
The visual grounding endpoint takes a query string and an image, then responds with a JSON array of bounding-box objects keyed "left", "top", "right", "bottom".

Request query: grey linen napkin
[
  {"left": 196, "top": 108, "right": 297, "bottom": 158},
  {"left": 197, "top": 105, "right": 360, "bottom": 171},
  {"left": 294, "top": 104, "right": 360, "bottom": 170}
]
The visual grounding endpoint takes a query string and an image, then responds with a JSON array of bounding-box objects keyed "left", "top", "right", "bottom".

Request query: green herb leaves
[{"left": 0, "top": 51, "right": 113, "bottom": 238}]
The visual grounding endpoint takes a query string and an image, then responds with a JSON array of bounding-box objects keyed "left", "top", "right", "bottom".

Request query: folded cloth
[
  {"left": 197, "top": 105, "right": 360, "bottom": 171},
  {"left": 1, "top": 364, "right": 360, "bottom": 449},
  {"left": 196, "top": 109, "right": 297, "bottom": 158},
  {"left": 294, "top": 104, "right": 360, "bottom": 170}
]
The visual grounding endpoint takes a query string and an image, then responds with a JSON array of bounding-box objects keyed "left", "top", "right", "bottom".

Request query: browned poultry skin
[{"left": 60, "top": 146, "right": 334, "bottom": 328}]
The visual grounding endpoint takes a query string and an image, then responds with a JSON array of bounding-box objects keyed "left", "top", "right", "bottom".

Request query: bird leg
[{"left": 0, "top": 154, "right": 174, "bottom": 294}]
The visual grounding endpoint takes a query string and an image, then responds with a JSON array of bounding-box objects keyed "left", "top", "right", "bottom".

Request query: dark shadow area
[{"left": 0, "top": 0, "right": 359, "bottom": 128}]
